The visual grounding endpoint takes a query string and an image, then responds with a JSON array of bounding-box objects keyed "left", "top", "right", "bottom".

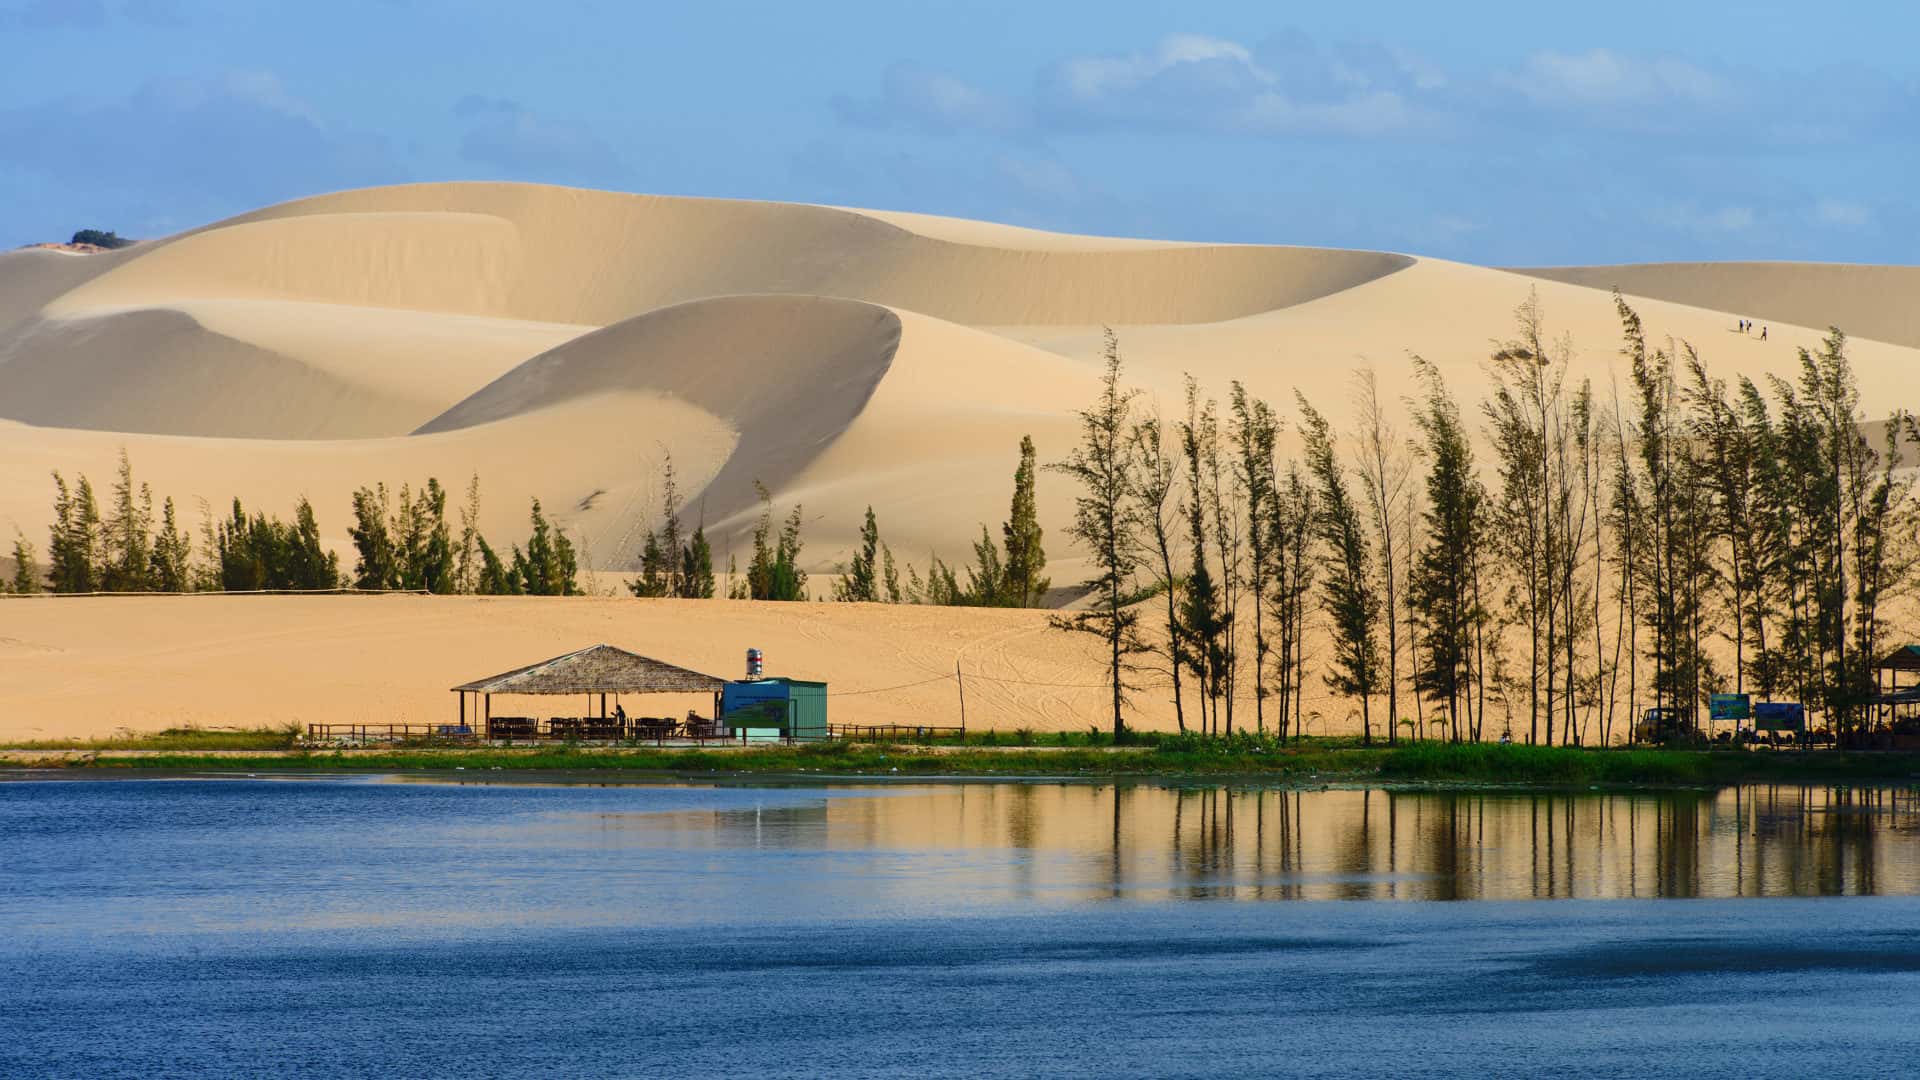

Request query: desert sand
[{"left": 3, "top": 182, "right": 1915, "bottom": 739}]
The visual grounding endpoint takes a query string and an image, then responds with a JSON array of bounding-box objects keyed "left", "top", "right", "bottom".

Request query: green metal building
[{"left": 720, "top": 677, "right": 829, "bottom": 741}]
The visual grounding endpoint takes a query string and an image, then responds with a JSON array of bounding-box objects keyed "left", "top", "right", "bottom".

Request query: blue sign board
[
  {"left": 1709, "top": 693, "right": 1752, "bottom": 721},
  {"left": 1753, "top": 702, "right": 1805, "bottom": 732}
]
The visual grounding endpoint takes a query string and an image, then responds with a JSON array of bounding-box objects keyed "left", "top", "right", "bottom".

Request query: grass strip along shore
[{"left": 6, "top": 729, "right": 1920, "bottom": 787}]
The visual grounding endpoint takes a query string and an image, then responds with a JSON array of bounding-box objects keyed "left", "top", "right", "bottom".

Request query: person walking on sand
[{"left": 1761, "top": 326, "right": 1768, "bottom": 341}]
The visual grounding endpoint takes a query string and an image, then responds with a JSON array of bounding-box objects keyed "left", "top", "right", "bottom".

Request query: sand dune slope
[
  {"left": 167, "top": 182, "right": 1414, "bottom": 327},
  {"left": 3, "top": 181, "right": 1916, "bottom": 589},
  {"left": 0, "top": 308, "right": 412, "bottom": 438},
  {"left": 422, "top": 295, "right": 903, "bottom": 534},
  {"left": 1517, "top": 262, "right": 1920, "bottom": 350}
]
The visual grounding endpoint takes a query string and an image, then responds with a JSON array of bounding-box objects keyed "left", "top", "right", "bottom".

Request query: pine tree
[
  {"left": 348, "top": 484, "right": 396, "bottom": 590},
  {"left": 1178, "top": 379, "right": 1225, "bottom": 733},
  {"left": 1297, "top": 392, "right": 1380, "bottom": 744},
  {"left": 48, "top": 472, "right": 102, "bottom": 593},
  {"left": 10, "top": 533, "right": 40, "bottom": 594},
  {"left": 1266, "top": 464, "right": 1317, "bottom": 742},
  {"left": 1204, "top": 385, "right": 1245, "bottom": 735},
  {"left": 772, "top": 503, "right": 808, "bottom": 601},
  {"left": 513, "top": 498, "right": 578, "bottom": 596},
  {"left": 741, "top": 483, "right": 805, "bottom": 601},
  {"left": 193, "top": 498, "right": 223, "bottom": 592},
  {"left": 554, "top": 526, "right": 580, "bottom": 597},
  {"left": 1230, "top": 383, "right": 1280, "bottom": 734},
  {"left": 1353, "top": 368, "right": 1412, "bottom": 744},
  {"left": 681, "top": 523, "right": 716, "bottom": 599},
  {"left": 1128, "top": 405, "right": 1188, "bottom": 733},
  {"left": 103, "top": 450, "right": 154, "bottom": 591},
  {"left": 418, "top": 478, "right": 454, "bottom": 593},
  {"left": 631, "top": 531, "right": 672, "bottom": 597},
  {"left": 1408, "top": 358, "right": 1482, "bottom": 743},
  {"left": 149, "top": 497, "right": 192, "bottom": 592},
  {"left": 964, "top": 524, "right": 1006, "bottom": 606},
  {"left": 287, "top": 497, "right": 340, "bottom": 589},
  {"left": 455, "top": 474, "right": 483, "bottom": 594},
  {"left": 1049, "top": 327, "right": 1145, "bottom": 741},
  {"left": 1002, "top": 435, "right": 1049, "bottom": 607},
  {"left": 834, "top": 506, "right": 883, "bottom": 602},
  {"left": 1485, "top": 292, "right": 1574, "bottom": 743},
  {"left": 906, "top": 553, "right": 964, "bottom": 605},
  {"left": 881, "top": 543, "right": 902, "bottom": 603},
  {"left": 476, "top": 536, "right": 519, "bottom": 594},
  {"left": 218, "top": 499, "right": 266, "bottom": 591}
]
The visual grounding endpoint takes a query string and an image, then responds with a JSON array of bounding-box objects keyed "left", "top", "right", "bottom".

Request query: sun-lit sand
[{"left": 3, "top": 182, "right": 1915, "bottom": 739}]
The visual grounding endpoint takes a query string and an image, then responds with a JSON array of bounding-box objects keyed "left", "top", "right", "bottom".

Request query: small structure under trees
[{"left": 448, "top": 644, "right": 726, "bottom": 740}]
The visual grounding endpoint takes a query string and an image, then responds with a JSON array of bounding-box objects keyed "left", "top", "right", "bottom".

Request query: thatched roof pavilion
[
  {"left": 451, "top": 644, "right": 726, "bottom": 736},
  {"left": 453, "top": 644, "right": 724, "bottom": 695}
]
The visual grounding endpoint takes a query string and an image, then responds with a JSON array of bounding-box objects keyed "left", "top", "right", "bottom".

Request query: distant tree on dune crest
[{"left": 70, "top": 229, "right": 132, "bottom": 249}]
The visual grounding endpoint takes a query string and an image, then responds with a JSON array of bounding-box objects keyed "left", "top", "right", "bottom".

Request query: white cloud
[
  {"left": 1651, "top": 204, "right": 1756, "bottom": 233},
  {"left": 831, "top": 63, "right": 1020, "bottom": 134},
  {"left": 1511, "top": 48, "right": 1727, "bottom": 108},
  {"left": 458, "top": 108, "right": 627, "bottom": 183},
  {"left": 1038, "top": 32, "right": 1425, "bottom": 137},
  {"left": 1814, "top": 199, "right": 1871, "bottom": 228}
]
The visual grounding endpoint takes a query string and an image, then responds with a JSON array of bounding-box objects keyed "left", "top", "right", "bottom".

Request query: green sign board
[{"left": 1709, "top": 693, "right": 1752, "bottom": 721}]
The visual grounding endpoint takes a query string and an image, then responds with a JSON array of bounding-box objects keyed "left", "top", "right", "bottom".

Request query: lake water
[{"left": 5, "top": 776, "right": 1920, "bottom": 1077}]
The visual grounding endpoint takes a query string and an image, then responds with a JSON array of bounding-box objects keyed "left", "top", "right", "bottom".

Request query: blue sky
[{"left": 1, "top": 0, "right": 1914, "bottom": 264}]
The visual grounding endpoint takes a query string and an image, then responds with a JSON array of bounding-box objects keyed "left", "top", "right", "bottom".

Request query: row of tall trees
[
  {"left": 837, "top": 435, "right": 1052, "bottom": 607},
  {"left": 1050, "top": 296, "right": 1916, "bottom": 744},
  {"left": 347, "top": 475, "right": 579, "bottom": 596},
  {"left": 10, "top": 454, "right": 580, "bottom": 596},
  {"left": 628, "top": 454, "right": 715, "bottom": 599},
  {"left": 24, "top": 451, "right": 335, "bottom": 594}
]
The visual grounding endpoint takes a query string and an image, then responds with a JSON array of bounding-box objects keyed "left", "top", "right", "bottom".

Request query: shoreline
[{"left": 6, "top": 742, "right": 1920, "bottom": 789}]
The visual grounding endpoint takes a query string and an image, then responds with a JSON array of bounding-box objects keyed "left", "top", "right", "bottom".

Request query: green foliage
[
  {"left": 1230, "top": 382, "right": 1280, "bottom": 733},
  {"left": 348, "top": 484, "right": 396, "bottom": 589},
  {"left": 626, "top": 451, "right": 715, "bottom": 600},
  {"left": 1297, "top": 391, "right": 1381, "bottom": 740},
  {"left": 47, "top": 471, "right": 101, "bottom": 593},
  {"left": 744, "top": 483, "right": 807, "bottom": 601},
  {"left": 1050, "top": 327, "right": 1147, "bottom": 740},
  {"left": 964, "top": 523, "right": 1006, "bottom": 605},
  {"left": 102, "top": 450, "right": 154, "bottom": 591},
  {"left": 833, "top": 506, "right": 885, "bottom": 602},
  {"left": 1409, "top": 358, "right": 1483, "bottom": 741},
  {"left": 681, "top": 524, "right": 716, "bottom": 598},
  {"left": 906, "top": 552, "right": 963, "bottom": 605},
  {"left": 1002, "top": 434, "right": 1050, "bottom": 606},
  {"left": 350, "top": 478, "right": 454, "bottom": 592},
  {"left": 149, "top": 497, "right": 192, "bottom": 592},
  {"left": 70, "top": 229, "right": 132, "bottom": 249},
  {"left": 475, "top": 535, "right": 520, "bottom": 595},
  {"left": 1128, "top": 404, "right": 1189, "bottom": 733},
  {"left": 511, "top": 498, "right": 579, "bottom": 595},
  {"left": 9, "top": 533, "right": 41, "bottom": 593},
  {"left": 1179, "top": 379, "right": 1227, "bottom": 728},
  {"left": 217, "top": 497, "right": 339, "bottom": 590}
]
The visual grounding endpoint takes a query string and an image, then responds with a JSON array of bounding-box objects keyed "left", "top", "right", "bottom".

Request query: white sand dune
[
  {"left": 1516, "top": 262, "right": 1920, "bottom": 350},
  {"left": 4, "top": 182, "right": 1917, "bottom": 738}
]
